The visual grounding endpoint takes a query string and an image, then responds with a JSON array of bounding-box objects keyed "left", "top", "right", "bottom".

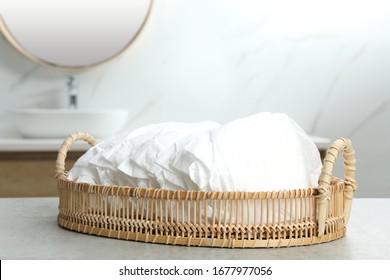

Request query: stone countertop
[
  {"left": 0, "top": 198, "right": 388, "bottom": 260},
  {"left": 0, "top": 138, "right": 91, "bottom": 152}
]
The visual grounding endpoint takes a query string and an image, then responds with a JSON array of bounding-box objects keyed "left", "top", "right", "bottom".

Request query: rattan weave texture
[{"left": 55, "top": 132, "right": 357, "bottom": 248}]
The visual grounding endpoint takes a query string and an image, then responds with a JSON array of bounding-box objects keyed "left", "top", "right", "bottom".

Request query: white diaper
[
  {"left": 67, "top": 112, "right": 323, "bottom": 224},
  {"left": 156, "top": 112, "right": 322, "bottom": 192}
]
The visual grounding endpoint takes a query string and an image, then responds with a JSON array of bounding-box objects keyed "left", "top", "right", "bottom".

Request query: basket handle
[
  {"left": 55, "top": 132, "right": 97, "bottom": 180},
  {"left": 317, "top": 137, "right": 357, "bottom": 237}
]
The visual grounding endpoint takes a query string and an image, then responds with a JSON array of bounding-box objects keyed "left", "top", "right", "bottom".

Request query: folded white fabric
[
  {"left": 157, "top": 112, "right": 322, "bottom": 192},
  {"left": 68, "top": 112, "right": 322, "bottom": 193},
  {"left": 68, "top": 123, "right": 160, "bottom": 186},
  {"left": 117, "top": 121, "right": 220, "bottom": 189},
  {"left": 67, "top": 121, "right": 220, "bottom": 188}
]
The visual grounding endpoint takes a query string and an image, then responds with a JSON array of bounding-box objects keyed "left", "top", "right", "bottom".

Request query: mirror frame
[{"left": 0, "top": 1, "right": 153, "bottom": 71}]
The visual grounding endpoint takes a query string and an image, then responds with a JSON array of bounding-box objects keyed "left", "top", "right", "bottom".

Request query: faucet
[{"left": 67, "top": 76, "right": 78, "bottom": 109}]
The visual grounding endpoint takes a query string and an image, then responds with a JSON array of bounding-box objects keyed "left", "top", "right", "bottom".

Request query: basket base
[{"left": 57, "top": 215, "right": 346, "bottom": 248}]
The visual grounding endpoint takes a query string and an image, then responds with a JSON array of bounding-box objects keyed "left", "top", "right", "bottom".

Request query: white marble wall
[{"left": 1, "top": 0, "right": 389, "bottom": 197}]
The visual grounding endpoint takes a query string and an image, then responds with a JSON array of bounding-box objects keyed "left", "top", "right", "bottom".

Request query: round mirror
[{"left": 0, "top": 0, "right": 152, "bottom": 70}]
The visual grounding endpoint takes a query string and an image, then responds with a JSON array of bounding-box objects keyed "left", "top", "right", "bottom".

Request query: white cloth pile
[{"left": 68, "top": 112, "right": 322, "bottom": 192}]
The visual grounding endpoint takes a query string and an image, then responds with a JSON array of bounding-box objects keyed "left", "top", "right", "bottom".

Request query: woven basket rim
[
  {"left": 54, "top": 132, "right": 357, "bottom": 245},
  {"left": 56, "top": 176, "right": 346, "bottom": 200}
]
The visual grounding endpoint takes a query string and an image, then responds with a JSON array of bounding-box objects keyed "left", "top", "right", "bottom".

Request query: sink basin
[{"left": 10, "top": 108, "right": 129, "bottom": 139}]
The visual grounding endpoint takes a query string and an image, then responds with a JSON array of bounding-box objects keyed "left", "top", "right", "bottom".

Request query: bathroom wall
[{"left": 1, "top": 0, "right": 389, "bottom": 197}]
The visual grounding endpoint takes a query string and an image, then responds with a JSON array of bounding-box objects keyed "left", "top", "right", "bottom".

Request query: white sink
[{"left": 10, "top": 108, "right": 129, "bottom": 139}]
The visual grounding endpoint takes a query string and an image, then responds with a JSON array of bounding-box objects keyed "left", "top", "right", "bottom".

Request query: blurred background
[{"left": 0, "top": 0, "right": 389, "bottom": 197}]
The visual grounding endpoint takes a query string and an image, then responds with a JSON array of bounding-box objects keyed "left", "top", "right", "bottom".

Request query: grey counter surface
[{"left": 0, "top": 198, "right": 389, "bottom": 260}]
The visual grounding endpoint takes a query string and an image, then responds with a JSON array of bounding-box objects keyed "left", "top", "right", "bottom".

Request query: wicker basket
[{"left": 55, "top": 132, "right": 357, "bottom": 248}]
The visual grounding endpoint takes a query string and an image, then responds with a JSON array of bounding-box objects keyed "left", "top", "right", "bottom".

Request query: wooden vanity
[
  {"left": 0, "top": 151, "right": 84, "bottom": 197},
  {"left": 0, "top": 139, "right": 90, "bottom": 197}
]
